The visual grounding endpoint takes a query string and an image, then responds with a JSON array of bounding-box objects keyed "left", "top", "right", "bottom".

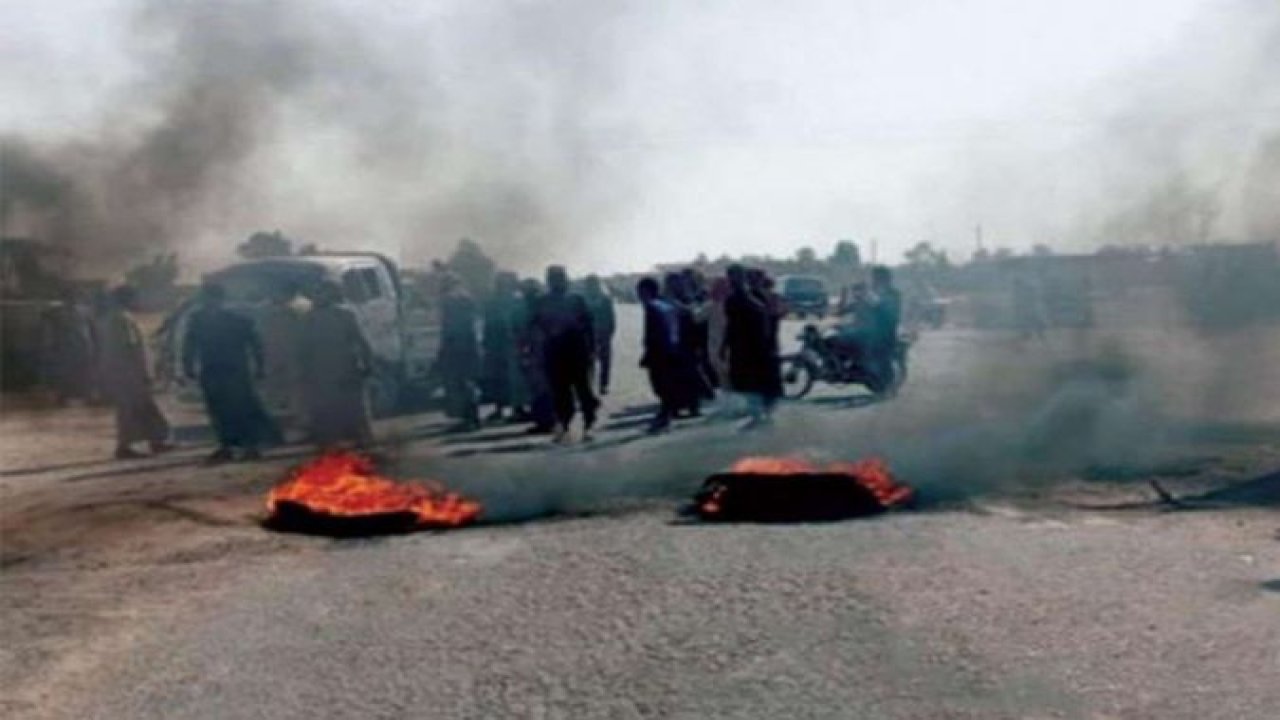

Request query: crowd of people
[
  {"left": 432, "top": 262, "right": 786, "bottom": 441},
  {"left": 434, "top": 265, "right": 612, "bottom": 442},
  {"left": 43, "top": 259, "right": 901, "bottom": 460},
  {"left": 39, "top": 279, "right": 379, "bottom": 462},
  {"left": 440, "top": 262, "right": 901, "bottom": 438}
]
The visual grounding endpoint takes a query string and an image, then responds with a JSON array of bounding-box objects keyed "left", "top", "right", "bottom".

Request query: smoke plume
[{"left": 1, "top": 0, "right": 639, "bottom": 274}]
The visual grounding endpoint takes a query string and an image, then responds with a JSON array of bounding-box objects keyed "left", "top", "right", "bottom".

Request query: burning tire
[
  {"left": 694, "top": 456, "right": 914, "bottom": 523},
  {"left": 265, "top": 451, "right": 481, "bottom": 536}
]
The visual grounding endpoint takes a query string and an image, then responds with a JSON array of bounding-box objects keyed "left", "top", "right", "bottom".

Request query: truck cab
[{"left": 158, "top": 253, "right": 437, "bottom": 416}]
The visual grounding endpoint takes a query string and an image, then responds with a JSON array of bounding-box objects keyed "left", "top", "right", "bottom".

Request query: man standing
[
  {"left": 723, "top": 265, "right": 781, "bottom": 427},
  {"left": 532, "top": 266, "right": 598, "bottom": 442},
  {"left": 637, "top": 277, "right": 680, "bottom": 433},
  {"left": 482, "top": 272, "right": 524, "bottom": 422},
  {"left": 298, "top": 281, "right": 375, "bottom": 448},
  {"left": 255, "top": 282, "right": 304, "bottom": 436},
  {"left": 437, "top": 273, "right": 480, "bottom": 431},
  {"left": 582, "top": 275, "right": 616, "bottom": 396},
  {"left": 517, "top": 278, "right": 556, "bottom": 434},
  {"left": 183, "top": 283, "right": 274, "bottom": 463},
  {"left": 95, "top": 286, "right": 172, "bottom": 459}
]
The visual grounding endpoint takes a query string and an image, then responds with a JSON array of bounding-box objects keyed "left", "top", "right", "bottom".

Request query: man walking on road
[
  {"left": 532, "top": 266, "right": 598, "bottom": 442},
  {"left": 95, "top": 285, "right": 172, "bottom": 459},
  {"left": 637, "top": 277, "right": 681, "bottom": 433},
  {"left": 482, "top": 272, "right": 525, "bottom": 423},
  {"left": 582, "top": 274, "right": 615, "bottom": 396},
  {"left": 183, "top": 283, "right": 275, "bottom": 463}
]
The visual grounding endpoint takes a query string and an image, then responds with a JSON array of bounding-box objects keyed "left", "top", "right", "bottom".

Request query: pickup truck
[{"left": 156, "top": 252, "right": 439, "bottom": 417}]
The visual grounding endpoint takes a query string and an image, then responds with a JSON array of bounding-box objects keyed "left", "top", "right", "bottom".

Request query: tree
[
  {"left": 795, "top": 246, "right": 818, "bottom": 268},
  {"left": 237, "top": 230, "right": 292, "bottom": 259},
  {"left": 904, "top": 241, "right": 948, "bottom": 268},
  {"left": 828, "top": 240, "right": 861, "bottom": 269}
]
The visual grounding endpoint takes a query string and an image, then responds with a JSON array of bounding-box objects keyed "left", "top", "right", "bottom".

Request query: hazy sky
[{"left": 3, "top": 0, "right": 1270, "bottom": 275}]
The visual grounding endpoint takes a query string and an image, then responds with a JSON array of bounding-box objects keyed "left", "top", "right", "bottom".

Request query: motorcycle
[{"left": 780, "top": 324, "right": 912, "bottom": 399}]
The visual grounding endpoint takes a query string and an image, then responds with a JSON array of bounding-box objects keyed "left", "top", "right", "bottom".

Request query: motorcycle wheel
[{"left": 781, "top": 355, "right": 817, "bottom": 399}]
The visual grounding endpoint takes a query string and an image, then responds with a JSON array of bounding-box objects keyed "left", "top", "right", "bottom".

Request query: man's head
[
  {"left": 636, "top": 276, "right": 660, "bottom": 303},
  {"left": 872, "top": 265, "right": 893, "bottom": 290},
  {"left": 546, "top": 265, "right": 569, "bottom": 295},
  {"left": 200, "top": 282, "right": 227, "bottom": 308},
  {"left": 584, "top": 274, "right": 604, "bottom": 296},
  {"left": 520, "top": 278, "right": 542, "bottom": 299},
  {"left": 726, "top": 264, "right": 747, "bottom": 290},
  {"left": 681, "top": 268, "right": 706, "bottom": 296},
  {"left": 662, "top": 272, "right": 686, "bottom": 302}
]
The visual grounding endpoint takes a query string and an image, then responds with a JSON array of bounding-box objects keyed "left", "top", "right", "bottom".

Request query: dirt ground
[{"left": 2, "top": 308, "right": 1278, "bottom": 719}]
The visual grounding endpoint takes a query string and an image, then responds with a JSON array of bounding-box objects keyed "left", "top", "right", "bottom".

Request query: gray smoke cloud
[
  {"left": 1, "top": 0, "right": 639, "bottom": 274},
  {"left": 1085, "top": 0, "right": 1280, "bottom": 247},
  {"left": 3, "top": 0, "right": 1278, "bottom": 273},
  {"left": 402, "top": 321, "right": 1278, "bottom": 525},
  {"left": 941, "top": 0, "right": 1280, "bottom": 251}
]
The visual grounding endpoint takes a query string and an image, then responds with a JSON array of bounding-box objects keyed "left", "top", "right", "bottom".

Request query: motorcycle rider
[
  {"left": 866, "top": 266, "right": 902, "bottom": 381},
  {"left": 827, "top": 267, "right": 901, "bottom": 387}
]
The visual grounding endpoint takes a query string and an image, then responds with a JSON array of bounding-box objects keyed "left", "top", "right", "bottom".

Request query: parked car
[{"left": 777, "top": 275, "right": 830, "bottom": 318}]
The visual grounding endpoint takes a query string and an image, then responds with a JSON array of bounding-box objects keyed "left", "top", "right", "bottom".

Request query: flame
[
  {"left": 702, "top": 455, "right": 914, "bottom": 516},
  {"left": 267, "top": 451, "right": 481, "bottom": 528},
  {"left": 729, "top": 456, "right": 817, "bottom": 475}
]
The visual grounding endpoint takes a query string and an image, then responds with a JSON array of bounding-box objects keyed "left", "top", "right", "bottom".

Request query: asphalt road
[{"left": 2, "top": 307, "right": 1278, "bottom": 719}]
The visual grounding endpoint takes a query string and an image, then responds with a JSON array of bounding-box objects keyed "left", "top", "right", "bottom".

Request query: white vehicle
[{"left": 157, "top": 252, "right": 438, "bottom": 417}]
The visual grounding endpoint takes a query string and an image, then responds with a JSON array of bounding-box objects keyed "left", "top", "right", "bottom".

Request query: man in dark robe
[
  {"left": 723, "top": 265, "right": 781, "bottom": 426},
  {"left": 96, "top": 286, "right": 172, "bottom": 459},
  {"left": 637, "top": 277, "right": 681, "bottom": 433},
  {"left": 482, "top": 272, "right": 524, "bottom": 422},
  {"left": 183, "top": 283, "right": 275, "bottom": 462},
  {"left": 532, "top": 265, "right": 598, "bottom": 442},
  {"left": 298, "top": 281, "right": 375, "bottom": 448},
  {"left": 517, "top": 279, "right": 556, "bottom": 434},
  {"left": 437, "top": 273, "right": 480, "bottom": 431},
  {"left": 582, "top": 275, "right": 616, "bottom": 396},
  {"left": 664, "top": 272, "right": 712, "bottom": 416}
]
